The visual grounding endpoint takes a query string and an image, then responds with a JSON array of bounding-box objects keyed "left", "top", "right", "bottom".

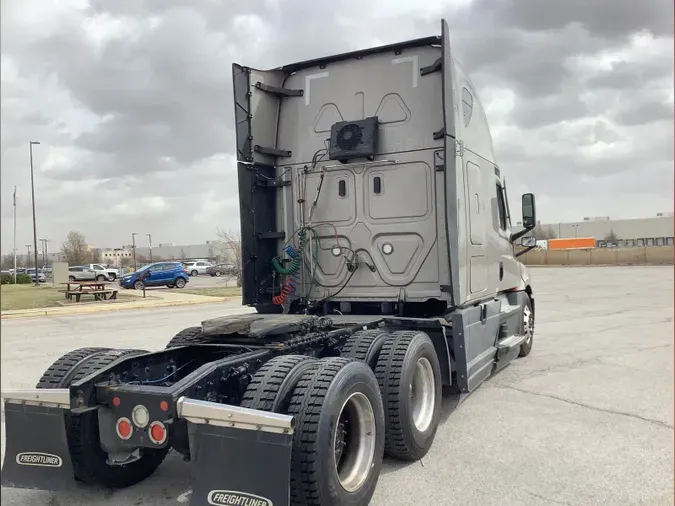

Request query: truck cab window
[{"left": 496, "top": 183, "right": 507, "bottom": 231}]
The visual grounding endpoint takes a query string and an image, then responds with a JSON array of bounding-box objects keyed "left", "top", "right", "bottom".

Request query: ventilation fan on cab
[{"left": 329, "top": 116, "right": 379, "bottom": 162}]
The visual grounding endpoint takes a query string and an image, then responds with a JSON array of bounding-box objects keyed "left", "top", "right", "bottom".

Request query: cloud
[{"left": 1, "top": 0, "right": 672, "bottom": 254}]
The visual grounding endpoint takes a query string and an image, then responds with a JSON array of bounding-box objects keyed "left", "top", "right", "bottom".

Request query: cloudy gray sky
[{"left": 1, "top": 0, "right": 673, "bottom": 253}]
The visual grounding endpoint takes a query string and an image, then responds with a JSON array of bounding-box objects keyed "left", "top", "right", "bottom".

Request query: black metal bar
[
  {"left": 257, "top": 231, "right": 285, "bottom": 239},
  {"left": 254, "top": 145, "right": 292, "bottom": 158},
  {"left": 256, "top": 179, "right": 291, "bottom": 188},
  {"left": 420, "top": 57, "right": 442, "bottom": 76},
  {"left": 254, "top": 81, "right": 303, "bottom": 97},
  {"left": 515, "top": 245, "right": 537, "bottom": 258},
  {"left": 433, "top": 127, "right": 445, "bottom": 140}
]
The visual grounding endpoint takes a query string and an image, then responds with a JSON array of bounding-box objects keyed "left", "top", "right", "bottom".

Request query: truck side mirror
[
  {"left": 521, "top": 193, "right": 536, "bottom": 230},
  {"left": 521, "top": 236, "right": 536, "bottom": 248}
]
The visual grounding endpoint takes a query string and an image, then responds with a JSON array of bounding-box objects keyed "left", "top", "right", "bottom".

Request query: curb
[{"left": 1, "top": 296, "right": 240, "bottom": 320}]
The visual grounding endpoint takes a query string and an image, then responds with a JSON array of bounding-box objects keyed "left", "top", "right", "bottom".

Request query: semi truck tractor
[{"left": 1, "top": 19, "right": 537, "bottom": 506}]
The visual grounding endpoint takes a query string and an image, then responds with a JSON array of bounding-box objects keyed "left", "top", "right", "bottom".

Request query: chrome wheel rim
[
  {"left": 410, "top": 357, "right": 435, "bottom": 432},
  {"left": 333, "top": 392, "right": 376, "bottom": 492},
  {"left": 523, "top": 305, "right": 534, "bottom": 344}
]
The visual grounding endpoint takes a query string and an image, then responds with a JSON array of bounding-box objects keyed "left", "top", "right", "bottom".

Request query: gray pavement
[{"left": 1, "top": 266, "right": 673, "bottom": 505}]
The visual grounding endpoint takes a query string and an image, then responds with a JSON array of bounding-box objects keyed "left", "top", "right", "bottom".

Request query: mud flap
[
  {"left": 1, "top": 402, "right": 75, "bottom": 491},
  {"left": 187, "top": 423, "right": 292, "bottom": 506},
  {"left": 177, "top": 397, "right": 293, "bottom": 506}
]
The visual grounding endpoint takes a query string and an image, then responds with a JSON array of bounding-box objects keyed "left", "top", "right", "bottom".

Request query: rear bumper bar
[{"left": 1, "top": 389, "right": 294, "bottom": 506}]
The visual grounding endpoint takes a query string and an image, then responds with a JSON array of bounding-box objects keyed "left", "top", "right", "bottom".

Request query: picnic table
[{"left": 60, "top": 281, "right": 118, "bottom": 302}]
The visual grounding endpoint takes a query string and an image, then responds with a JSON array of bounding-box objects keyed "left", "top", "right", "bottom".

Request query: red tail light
[
  {"left": 116, "top": 417, "right": 133, "bottom": 440},
  {"left": 149, "top": 421, "right": 167, "bottom": 445}
]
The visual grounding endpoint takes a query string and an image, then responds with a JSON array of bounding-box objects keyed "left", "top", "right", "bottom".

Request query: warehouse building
[{"left": 517, "top": 214, "right": 674, "bottom": 248}]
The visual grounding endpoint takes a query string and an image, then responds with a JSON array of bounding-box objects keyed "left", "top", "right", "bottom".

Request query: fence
[{"left": 519, "top": 246, "right": 674, "bottom": 266}]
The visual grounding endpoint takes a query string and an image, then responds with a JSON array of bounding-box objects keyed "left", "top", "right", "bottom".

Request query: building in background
[{"left": 516, "top": 214, "right": 674, "bottom": 247}]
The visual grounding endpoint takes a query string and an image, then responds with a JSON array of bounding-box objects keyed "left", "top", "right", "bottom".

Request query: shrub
[{"left": 1, "top": 273, "right": 32, "bottom": 284}]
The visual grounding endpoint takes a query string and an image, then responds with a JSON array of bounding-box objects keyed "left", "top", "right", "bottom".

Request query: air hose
[{"left": 272, "top": 229, "right": 307, "bottom": 305}]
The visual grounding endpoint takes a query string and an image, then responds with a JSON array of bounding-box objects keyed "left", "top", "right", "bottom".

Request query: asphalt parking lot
[{"left": 1, "top": 266, "right": 673, "bottom": 505}]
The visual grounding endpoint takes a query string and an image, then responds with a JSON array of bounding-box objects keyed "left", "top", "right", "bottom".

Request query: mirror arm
[
  {"left": 510, "top": 226, "right": 532, "bottom": 243},
  {"left": 515, "top": 245, "right": 536, "bottom": 258}
]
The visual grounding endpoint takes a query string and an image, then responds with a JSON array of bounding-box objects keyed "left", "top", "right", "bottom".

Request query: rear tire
[
  {"left": 287, "top": 357, "right": 385, "bottom": 505},
  {"left": 68, "top": 276, "right": 75, "bottom": 282},
  {"left": 166, "top": 326, "right": 206, "bottom": 348},
  {"left": 190, "top": 270, "right": 198, "bottom": 277},
  {"left": 36, "top": 348, "right": 168, "bottom": 488},
  {"left": 214, "top": 270, "right": 222, "bottom": 277},
  {"left": 374, "top": 331, "right": 442, "bottom": 461},
  {"left": 341, "top": 329, "right": 391, "bottom": 369},
  {"left": 241, "top": 355, "right": 318, "bottom": 413},
  {"left": 175, "top": 277, "right": 187, "bottom": 288}
]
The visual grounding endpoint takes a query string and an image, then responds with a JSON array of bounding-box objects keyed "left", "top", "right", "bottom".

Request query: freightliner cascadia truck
[{"left": 1, "top": 19, "right": 538, "bottom": 506}]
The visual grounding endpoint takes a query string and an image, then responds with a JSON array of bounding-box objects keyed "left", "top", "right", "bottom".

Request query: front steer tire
[
  {"left": 375, "top": 331, "right": 442, "bottom": 461},
  {"left": 286, "top": 357, "right": 385, "bottom": 505},
  {"left": 36, "top": 348, "right": 169, "bottom": 488},
  {"left": 518, "top": 295, "right": 535, "bottom": 358}
]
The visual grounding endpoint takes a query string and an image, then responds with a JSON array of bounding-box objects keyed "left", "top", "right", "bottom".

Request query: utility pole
[
  {"left": 146, "top": 233, "right": 153, "bottom": 263},
  {"left": 29, "top": 141, "right": 40, "bottom": 286},
  {"left": 13, "top": 186, "right": 17, "bottom": 283},
  {"left": 25, "top": 244, "right": 32, "bottom": 268},
  {"left": 131, "top": 233, "right": 138, "bottom": 271}
]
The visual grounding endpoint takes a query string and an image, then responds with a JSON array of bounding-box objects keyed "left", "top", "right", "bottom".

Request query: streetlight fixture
[
  {"left": 131, "top": 233, "right": 138, "bottom": 271},
  {"left": 29, "top": 141, "right": 40, "bottom": 286},
  {"left": 146, "top": 233, "right": 153, "bottom": 263}
]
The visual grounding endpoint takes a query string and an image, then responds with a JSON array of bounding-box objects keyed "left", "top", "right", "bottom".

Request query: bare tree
[
  {"left": 179, "top": 249, "right": 188, "bottom": 261},
  {"left": 1, "top": 254, "right": 14, "bottom": 270},
  {"left": 61, "top": 231, "right": 92, "bottom": 265},
  {"left": 91, "top": 248, "right": 103, "bottom": 263},
  {"left": 531, "top": 224, "right": 557, "bottom": 240},
  {"left": 216, "top": 228, "right": 242, "bottom": 287},
  {"left": 604, "top": 229, "right": 619, "bottom": 242}
]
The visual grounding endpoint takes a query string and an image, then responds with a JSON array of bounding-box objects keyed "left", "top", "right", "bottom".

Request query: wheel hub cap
[
  {"left": 410, "top": 357, "right": 435, "bottom": 432},
  {"left": 523, "top": 306, "right": 534, "bottom": 343},
  {"left": 333, "top": 392, "right": 376, "bottom": 492}
]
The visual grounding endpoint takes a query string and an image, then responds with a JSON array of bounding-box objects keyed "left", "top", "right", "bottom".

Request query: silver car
[
  {"left": 182, "top": 261, "right": 212, "bottom": 276},
  {"left": 68, "top": 266, "right": 97, "bottom": 281}
]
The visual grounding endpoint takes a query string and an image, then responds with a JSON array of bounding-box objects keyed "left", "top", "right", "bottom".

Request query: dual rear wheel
[{"left": 240, "top": 330, "right": 442, "bottom": 505}]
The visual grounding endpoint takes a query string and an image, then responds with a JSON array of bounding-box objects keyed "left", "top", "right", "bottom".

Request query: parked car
[
  {"left": 119, "top": 262, "right": 190, "bottom": 290},
  {"left": 87, "top": 263, "right": 120, "bottom": 281},
  {"left": 26, "top": 268, "right": 47, "bottom": 283},
  {"left": 68, "top": 266, "right": 97, "bottom": 281},
  {"left": 182, "top": 261, "right": 212, "bottom": 276},
  {"left": 206, "top": 263, "right": 237, "bottom": 277}
]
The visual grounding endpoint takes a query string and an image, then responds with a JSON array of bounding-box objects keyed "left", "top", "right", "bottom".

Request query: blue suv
[{"left": 119, "top": 262, "right": 190, "bottom": 290}]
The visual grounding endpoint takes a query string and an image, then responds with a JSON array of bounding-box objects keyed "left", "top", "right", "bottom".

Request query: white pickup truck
[{"left": 87, "top": 263, "right": 120, "bottom": 281}]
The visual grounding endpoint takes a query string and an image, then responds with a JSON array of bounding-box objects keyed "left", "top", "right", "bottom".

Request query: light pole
[
  {"left": 29, "top": 141, "right": 40, "bottom": 286},
  {"left": 13, "top": 186, "right": 17, "bottom": 283},
  {"left": 39, "top": 238, "right": 51, "bottom": 268},
  {"left": 131, "top": 233, "right": 138, "bottom": 271},
  {"left": 146, "top": 233, "right": 153, "bottom": 263},
  {"left": 25, "top": 244, "right": 32, "bottom": 268}
]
